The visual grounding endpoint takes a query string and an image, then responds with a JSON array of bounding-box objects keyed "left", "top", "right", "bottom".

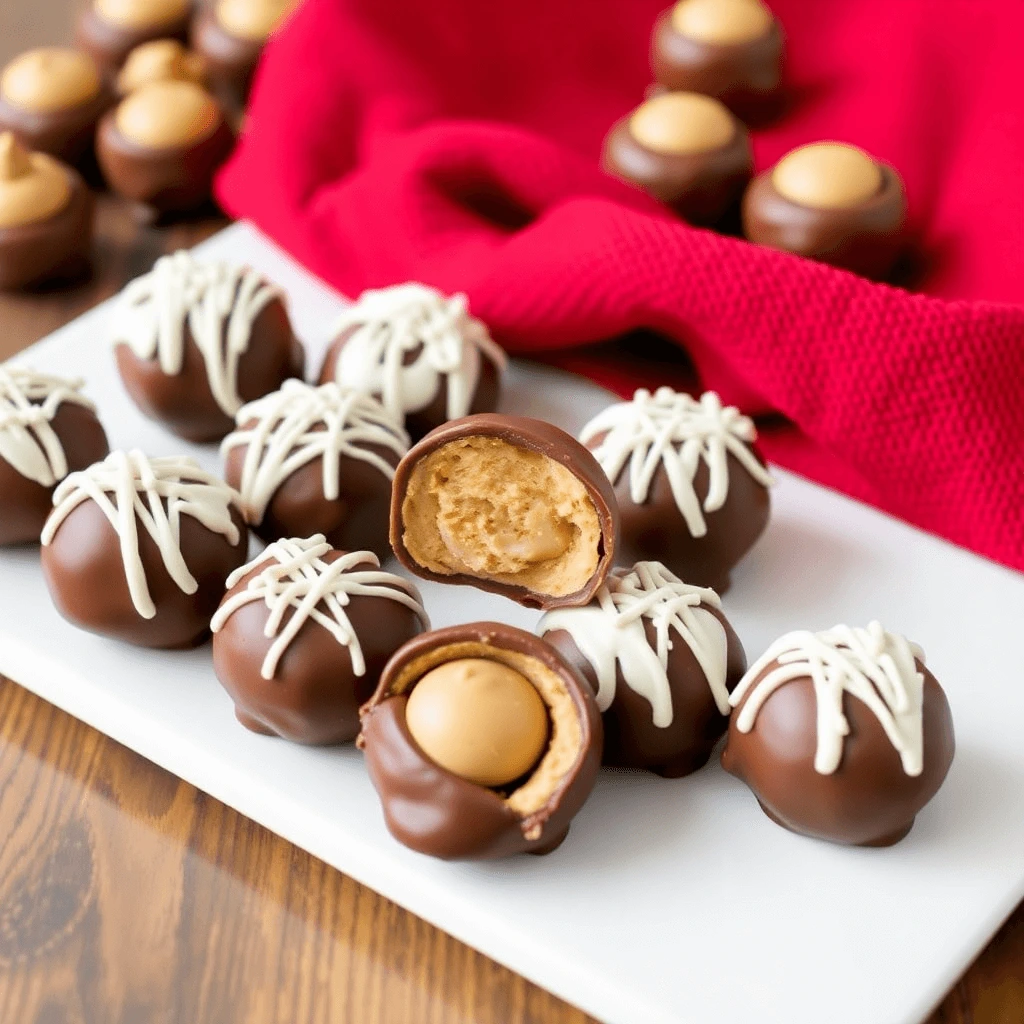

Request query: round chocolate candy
[
  {"left": 221, "top": 380, "right": 409, "bottom": 560},
  {"left": 0, "top": 133, "right": 94, "bottom": 291},
  {"left": 721, "top": 621, "right": 956, "bottom": 847},
  {"left": 742, "top": 141, "right": 907, "bottom": 279},
  {"left": 0, "top": 48, "right": 112, "bottom": 167},
  {"left": 0, "top": 366, "right": 109, "bottom": 546},
  {"left": 359, "top": 622, "right": 603, "bottom": 859},
  {"left": 76, "top": 0, "right": 192, "bottom": 74},
  {"left": 318, "top": 283, "right": 506, "bottom": 441},
  {"left": 580, "top": 387, "right": 772, "bottom": 593},
  {"left": 391, "top": 413, "right": 620, "bottom": 610},
  {"left": 116, "top": 39, "right": 208, "bottom": 96},
  {"left": 650, "top": 0, "right": 784, "bottom": 120},
  {"left": 112, "top": 250, "right": 304, "bottom": 442},
  {"left": 541, "top": 560, "right": 746, "bottom": 777},
  {"left": 211, "top": 535, "right": 429, "bottom": 744},
  {"left": 40, "top": 450, "right": 248, "bottom": 649},
  {"left": 602, "top": 91, "right": 752, "bottom": 225}
]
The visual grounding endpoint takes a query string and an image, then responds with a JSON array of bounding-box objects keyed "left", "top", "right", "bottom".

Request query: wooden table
[{"left": 1, "top": 8, "right": 1022, "bottom": 1024}]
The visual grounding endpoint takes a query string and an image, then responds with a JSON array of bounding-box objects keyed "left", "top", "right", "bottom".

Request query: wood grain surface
[{"left": 1, "top": 5, "right": 1022, "bottom": 1023}]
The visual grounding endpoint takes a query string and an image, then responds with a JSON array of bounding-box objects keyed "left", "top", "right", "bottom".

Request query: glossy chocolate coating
[
  {"left": 721, "top": 659, "right": 955, "bottom": 846},
  {"left": 0, "top": 401, "right": 109, "bottom": 546},
  {"left": 191, "top": 5, "right": 264, "bottom": 109},
  {"left": 545, "top": 603, "right": 746, "bottom": 777},
  {"left": 115, "top": 295, "right": 304, "bottom": 443},
  {"left": 75, "top": 5, "right": 192, "bottom": 73},
  {"left": 602, "top": 111, "right": 752, "bottom": 225},
  {"left": 213, "top": 549, "right": 427, "bottom": 744},
  {"left": 0, "top": 166, "right": 94, "bottom": 291},
  {"left": 742, "top": 163, "right": 907, "bottom": 279},
  {"left": 41, "top": 496, "right": 248, "bottom": 649},
  {"left": 359, "top": 622, "right": 603, "bottom": 859},
  {"left": 0, "top": 83, "right": 112, "bottom": 168},
  {"left": 390, "top": 414, "right": 620, "bottom": 610}
]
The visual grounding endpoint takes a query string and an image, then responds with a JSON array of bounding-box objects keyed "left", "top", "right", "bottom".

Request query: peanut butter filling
[
  {"left": 118, "top": 40, "right": 207, "bottom": 95},
  {"left": 115, "top": 80, "right": 220, "bottom": 149},
  {"left": 216, "top": 0, "right": 297, "bottom": 41},
  {"left": 94, "top": 0, "right": 189, "bottom": 30},
  {"left": 0, "top": 133, "right": 71, "bottom": 229},
  {"left": 1, "top": 48, "right": 101, "bottom": 114}
]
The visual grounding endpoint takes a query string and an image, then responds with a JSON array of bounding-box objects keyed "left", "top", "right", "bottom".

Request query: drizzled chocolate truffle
[
  {"left": 391, "top": 414, "right": 619, "bottom": 610},
  {"left": 742, "top": 141, "right": 907, "bottom": 279},
  {"left": 318, "top": 283, "right": 507, "bottom": 441},
  {"left": 112, "top": 250, "right": 304, "bottom": 442},
  {"left": 581, "top": 387, "right": 772, "bottom": 592},
  {"left": 211, "top": 535, "right": 429, "bottom": 744},
  {"left": 602, "top": 91, "right": 752, "bottom": 225},
  {"left": 76, "top": 0, "right": 192, "bottom": 73},
  {"left": 359, "top": 622, "right": 603, "bottom": 859},
  {"left": 722, "top": 622, "right": 956, "bottom": 847},
  {"left": 40, "top": 450, "right": 248, "bottom": 649},
  {"left": 221, "top": 380, "right": 409, "bottom": 560},
  {"left": 0, "top": 367, "right": 109, "bottom": 545},
  {"left": 541, "top": 561, "right": 746, "bottom": 777},
  {"left": 116, "top": 39, "right": 208, "bottom": 96}
]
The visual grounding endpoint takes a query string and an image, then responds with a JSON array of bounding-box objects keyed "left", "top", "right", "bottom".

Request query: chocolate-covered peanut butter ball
[
  {"left": 722, "top": 622, "right": 956, "bottom": 847},
  {"left": 541, "top": 561, "right": 746, "bottom": 777},
  {"left": 112, "top": 250, "right": 304, "bottom": 442},
  {"left": 76, "top": 0, "right": 192, "bottom": 74},
  {"left": 742, "top": 141, "right": 907, "bottom": 278},
  {"left": 602, "top": 91, "right": 752, "bottom": 225},
  {"left": 0, "top": 367, "right": 109, "bottom": 546},
  {"left": 116, "top": 39, "right": 208, "bottom": 96},
  {"left": 211, "top": 535, "right": 429, "bottom": 744},
  {"left": 359, "top": 622, "right": 603, "bottom": 859},
  {"left": 581, "top": 387, "right": 772, "bottom": 593},
  {"left": 391, "top": 414, "right": 619, "bottom": 610},
  {"left": 651, "top": 0, "right": 784, "bottom": 120}
]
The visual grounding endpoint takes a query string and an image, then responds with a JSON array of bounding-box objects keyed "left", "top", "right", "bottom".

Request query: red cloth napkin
[{"left": 216, "top": 0, "right": 1024, "bottom": 574}]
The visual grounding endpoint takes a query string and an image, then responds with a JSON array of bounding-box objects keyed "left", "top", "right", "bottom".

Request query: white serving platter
[{"left": 2, "top": 222, "right": 1023, "bottom": 1024}]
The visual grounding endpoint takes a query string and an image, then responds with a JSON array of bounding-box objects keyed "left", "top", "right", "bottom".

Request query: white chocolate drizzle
[
  {"left": 730, "top": 622, "right": 926, "bottom": 776},
  {"left": 539, "top": 560, "right": 730, "bottom": 726},
  {"left": 111, "top": 250, "right": 284, "bottom": 417},
  {"left": 41, "top": 450, "right": 242, "bottom": 620},
  {"left": 210, "top": 534, "right": 429, "bottom": 680},
  {"left": 327, "top": 283, "right": 507, "bottom": 421},
  {"left": 0, "top": 366, "right": 96, "bottom": 486},
  {"left": 221, "top": 380, "right": 410, "bottom": 525},
  {"left": 581, "top": 388, "right": 774, "bottom": 538}
]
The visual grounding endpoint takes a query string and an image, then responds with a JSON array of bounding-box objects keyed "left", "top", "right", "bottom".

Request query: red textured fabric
[{"left": 216, "top": 0, "right": 1024, "bottom": 573}]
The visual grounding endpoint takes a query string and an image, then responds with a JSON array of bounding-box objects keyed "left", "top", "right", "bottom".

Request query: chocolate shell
[
  {"left": 191, "top": 5, "right": 264, "bottom": 109},
  {"left": 76, "top": 4, "right": 192, "bottom": 73}
]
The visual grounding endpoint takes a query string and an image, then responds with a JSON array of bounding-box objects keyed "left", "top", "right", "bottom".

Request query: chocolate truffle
[
  {"left": 722, "top": 621, "right": 956, "bottom": 847},
  {"left": 581, "top": 387, "right": 772, "bottom": 592},
  {"left": 40, "top": 449, "right": 248, "bottom": 649},
  {"left": 76, "top": 0, "right": 192, "bottom": 74},
  {"left": 391, "top": 414, "right": 619, "bottom": 610},
  {"left": 221, "top": 380, "right": 408, "bottom": 559},
  {"left": 96, "top": 79, "right": 234, "bottom": 217},
  {"left": 602, "top": 91, "right": 752, "bottom": 225},
  {"left": 112, "top": 250, "right": 304, "bottom": 442},
  {"left": 116, "top": 39, "right": 208, "bottom": 96},
  {"left": 742, "top": 141, "right": 907, "bottom": 279},
  {"left": 0, "top": 133, "right": 94, "bottom": 291},
  {"left": 0, "top": 366, "right": 109, "bottom": 546},
  {"left": 0, "top": 48, "right": 111, "bottom": 167},
  {"left": 541, "top": 560, "right": 746, "bottom": 777},
  {"left": 318, "top": 283, "right": 507, "bottom": 441},
  {"left": 650, "top": 0, "right": 784, "bottom": 120},
  {"left": 211, "top": 534, "right": 429, "bottom": 744},
  {"left": 359, "top": 622, "right": 603, "bottom": 859}
]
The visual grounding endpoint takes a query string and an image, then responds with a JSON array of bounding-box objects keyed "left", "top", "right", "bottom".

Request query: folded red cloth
[{"left": 217, "top": 0, "right": 1024, "bottom": 573}]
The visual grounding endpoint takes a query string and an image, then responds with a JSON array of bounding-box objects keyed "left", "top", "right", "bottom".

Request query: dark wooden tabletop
[{"left": 1, "top": 5, "right": 1023, "bottom": 1023}]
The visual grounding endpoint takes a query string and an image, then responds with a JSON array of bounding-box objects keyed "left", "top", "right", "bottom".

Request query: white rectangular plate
[{"left": 2, "top": 222, "right": 1023, "bottom": 1024}]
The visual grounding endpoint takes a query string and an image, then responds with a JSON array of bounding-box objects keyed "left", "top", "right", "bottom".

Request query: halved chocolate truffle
[
  {"left": 211, "top": 535, "right": 429, "bottom": 744},
  {"left": 722, "top": 621, "right": 956, "bottom": 847},
  {"left": 112, "top": 250, "right": 304, "bottom": 442},
  {"left": 76, "top": 0, "right": 192, "bottom": 73},
  {"left": 116, "top": 39, "right": 208, "bottom": 97},
  {"left": 318, "top": 283, "right": 507, "bottom": 441},
  {"left": 359, "top": 622, "right": 603, "bottom": 859},
  {"left": 581, "top": 387, "right": 772, "bottom": 592},
  {"left": 742, "top": 141, "right": 907, "bottom": 279},
  {"left": 40, "top": 449, "right": 248, "bottom": 649},
  {"left": 541, "top": 560, "right": 746, "bottom": 777},
  {"left": 221, "top": 380, "right": 409, "bottom": 559},
  {"left": 391, "top": 414, "right": 619, "bottom": 610},
  {"left": 0, "top": 366, "right": 109, "bottom": 545},
  {"left": 602, "top": 91, "right": 752, "bottom": 225},
  {"left": 650, "top": 0, "right": 784, "bottom": 120}
]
